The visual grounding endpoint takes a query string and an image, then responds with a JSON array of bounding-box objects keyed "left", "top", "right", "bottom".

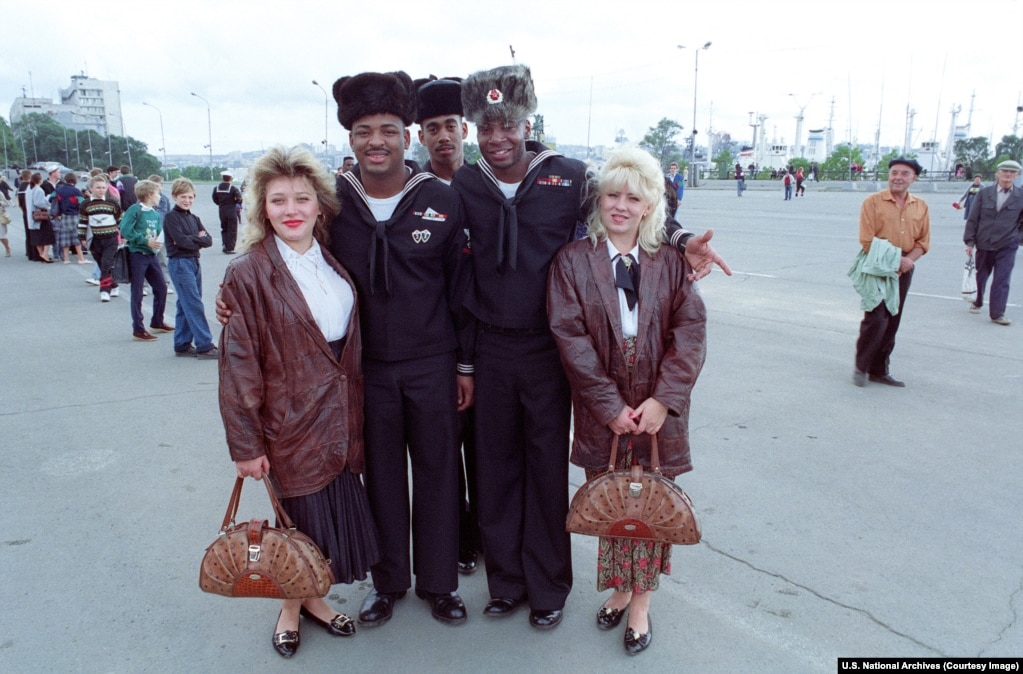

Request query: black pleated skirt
[{"left": 280, "top": 468, "right": 380, "bottom": 585}]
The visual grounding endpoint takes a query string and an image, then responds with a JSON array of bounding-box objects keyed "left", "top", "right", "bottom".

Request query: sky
[{"left": 3, "top": 0, "right": 1021, "bottom": 162}]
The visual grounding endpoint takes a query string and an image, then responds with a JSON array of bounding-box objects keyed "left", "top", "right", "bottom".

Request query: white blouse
[
  {"left": 274, "top": 236, "right": 354, "bottom": 342},
  {"left": 606, "top": 240, "right": 639, "bottom": 338}
]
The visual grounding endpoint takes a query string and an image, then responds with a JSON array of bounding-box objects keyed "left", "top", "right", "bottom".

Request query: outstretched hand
[{"left": 684, "top": 229, "right": 732, "bottom": 281}]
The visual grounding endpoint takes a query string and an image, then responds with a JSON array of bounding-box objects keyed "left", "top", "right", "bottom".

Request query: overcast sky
[{"left": 3, "top": 0, "right": 1020, "bottom": 161}]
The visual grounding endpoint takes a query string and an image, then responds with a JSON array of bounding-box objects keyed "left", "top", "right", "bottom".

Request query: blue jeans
[
  {"left": 129, "top": 252, "right": 167, "bottom": 333},
  {"left": 784, "top": 184, "right": 793, "bottom": 200},
  {"left": 167, "top": 257, "right": 214, "bottom": 353},
  {"left": 973, "top": 245, "right": 1018, "bottom": 319}
]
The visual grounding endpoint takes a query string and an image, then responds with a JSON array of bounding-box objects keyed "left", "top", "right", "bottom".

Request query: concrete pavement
[{"left": 0, "top": 182, "right": 1019, "bottom": 673}]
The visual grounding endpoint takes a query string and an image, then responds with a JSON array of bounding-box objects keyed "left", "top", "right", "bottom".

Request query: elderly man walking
[{"left": 964, "top": 159, "right": 1023, "bottom": 326}]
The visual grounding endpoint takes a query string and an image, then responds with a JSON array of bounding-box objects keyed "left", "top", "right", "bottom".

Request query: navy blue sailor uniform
[
  {"left": 452, "top": 142, "right": 586, "bottom": 611},
  {"left": 332, "top": 162, "right": 474, "bottom": 595}
]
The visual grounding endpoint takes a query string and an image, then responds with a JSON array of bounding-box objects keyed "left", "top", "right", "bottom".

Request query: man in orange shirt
[{"left": 853, "top": 158, "right": 930, "bottom": 387}]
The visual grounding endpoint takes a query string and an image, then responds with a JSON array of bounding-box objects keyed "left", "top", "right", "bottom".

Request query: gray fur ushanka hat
[
  {"left": 332, "top": 71, "right": 417, "bottom": 130},
  {"left": 461, "top": 64, "right": 537, "bottom": 126}
]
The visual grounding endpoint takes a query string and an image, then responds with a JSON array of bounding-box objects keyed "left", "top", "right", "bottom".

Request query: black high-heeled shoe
[
  {"left": 272, "top": 610, "right": 300, "bottom": 658},
  {"left": 624, "top": 614, "right": 652, "bottom": 655},
  {"left": 300, "top": 606, "right": 356, "bottom": 637}
]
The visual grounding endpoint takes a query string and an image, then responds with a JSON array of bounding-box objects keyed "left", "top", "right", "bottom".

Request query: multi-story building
[{"left": 9, "top": 74, "right": 123, "bottom": 136}]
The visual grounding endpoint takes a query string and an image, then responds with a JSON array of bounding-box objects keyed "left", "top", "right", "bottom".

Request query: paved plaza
[{"left": 1, "top": 180, "right": 1020, "bottom": 672}]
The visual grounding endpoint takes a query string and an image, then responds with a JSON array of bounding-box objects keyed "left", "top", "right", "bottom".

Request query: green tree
[
  {"left": 821, "top": 144, "right": 865, "bottom": 180},
  {"left": 11, "top": 112, "right": 161, "bottom": 176},
  {"left": 994, "top": 135, "right": 1023, "bottom": 163},
  {"left": 712, "top": 147, "right": 734, "bottom": 179},
  {"left": 953, "top": 137, "right": 991, "bottom": 178},
  {"left": 1, "top": 116, "right": 27, "bottom": 167},
  {"left": 640, "top": 118, "right": 684, "bottom": 170},
  {"left": 463, "top": 142, "right": 480, "bottom": 166}
]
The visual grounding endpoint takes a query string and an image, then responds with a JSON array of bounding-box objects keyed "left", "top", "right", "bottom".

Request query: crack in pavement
[{"left": 703, "top": 540, "right": 945, "bottom": 655}]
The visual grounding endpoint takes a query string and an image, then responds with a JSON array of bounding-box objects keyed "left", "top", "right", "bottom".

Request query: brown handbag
[
  {"left": 199, "top": 476, "right": 335, "bottom": 599},
  {"left": 566, "top": 435, "right": 701, "bottom": 545},
  {"left": 32, "top": 210, "right": 50, "bottom": 222}
]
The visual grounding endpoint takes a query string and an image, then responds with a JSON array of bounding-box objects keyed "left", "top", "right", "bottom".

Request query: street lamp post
[
  {"left": 191, "top": 92, "right": 214, "bottom": 180},
  {"left": 679, "top": 41, "right": 711, "bottom": 187},
  {"left": 312, "top": 80, "right": 329, "bottom": 160},
  {"left": 142, "top": 101, "right": 168, "bottom": 179}
]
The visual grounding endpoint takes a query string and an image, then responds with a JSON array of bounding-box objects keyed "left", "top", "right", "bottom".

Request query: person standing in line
[
  {"left": 212, "top": 170, "right": 242, "bottom": 254},
  {"left": 413, "top": 75, "right": 481, "bottom": 575},
  {"left": 547, "top": 147, "right": 707, "bottom": 655},
  {"left": 119, "top": 180, "right": 172, "bottom": 341},
  {"left": 116, "top": 165, "right": 138, "bottom": 211},
  {"left": 78, "top": 175, "right": 122, "bottom": 294},
  {"left": 853, "top": 158, "right": 929, "bottom": 387},
  {"left": 163, "top": 178, "right": 217, "bottom": 359},
  {"left": 17, "top": 170, "right": 40, "bottom": 261},
  {"left": 54, "top": 173, "right": 88, "bottom": 264},
  {"left": 28, "top": 174, "right": 56, "bottom": 263},
  {"left": 964, "top": 160, "right": 1023, "bottom": 326}
]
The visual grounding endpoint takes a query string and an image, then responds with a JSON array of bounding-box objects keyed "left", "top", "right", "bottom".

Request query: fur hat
[
  {"left": 414, "top": 76, "right": 463, "bottom": 124},
  {"left": 332, "top": 71, "right": 416, "bottom": 130},
  {"left": 461, "top": 64, "right": 536, "bottom": 126}
]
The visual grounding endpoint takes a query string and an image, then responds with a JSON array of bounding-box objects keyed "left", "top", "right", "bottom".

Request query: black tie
[{"left": 614, "top": 254, "right": 639, "bottom": 311}]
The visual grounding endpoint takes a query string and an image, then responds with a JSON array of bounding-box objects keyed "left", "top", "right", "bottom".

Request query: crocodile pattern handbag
[
  {"left": 566, "top": 435, "right": 701, "bottom": 545},
  {"left": 199, "top": 476, "right": 335, "bottom": 599}
]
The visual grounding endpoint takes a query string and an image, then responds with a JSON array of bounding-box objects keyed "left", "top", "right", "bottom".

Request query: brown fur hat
[
  {"left": 332, "top": 71, "right": 417, "bottom": 130},
  {"left": 461, "top": 64, "right": 536, "bottom": 126},
  {"left": 413, "top": 76, "right": 463, "bottom": 124}
]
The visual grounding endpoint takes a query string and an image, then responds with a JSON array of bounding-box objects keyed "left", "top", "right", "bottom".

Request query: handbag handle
[
  {"left": 219, "top": 475, "right": 296, "bottom": 533},
  {"left": 607, "top": 433, "right": 663, "bottom": 478}
]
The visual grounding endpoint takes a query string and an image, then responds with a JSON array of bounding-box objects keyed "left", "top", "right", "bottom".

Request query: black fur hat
[
  {"left": 332, "top": 71, "right": 417, "bottom": 130},
  {"left": 461, "top": 64, "right": 536, "bottom": 126},
  {"left": 414, "top": 76, "right": 463, "bottom": 124}
]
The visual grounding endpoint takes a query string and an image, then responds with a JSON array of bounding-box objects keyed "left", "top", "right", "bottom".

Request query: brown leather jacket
[
  {"left": 547, "top": 238, "right": 706, "bottom": 478},
  {"left": 218, "top": 236, "right": 364, "bottom": 498}
]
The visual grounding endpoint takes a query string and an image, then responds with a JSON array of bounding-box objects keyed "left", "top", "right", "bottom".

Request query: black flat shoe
[
  {"left": 624, "top": 615, "right": 652, "bottom": 655},
  {"left": 596, "top": 603, "right": 627, "bottom": 630},
  {"left": 300, "top": 606, "right": 356, "bottom": 637},
  {"left": 457, "top": 549, "right": 478, "bottom": 575},
  {"left": 357, "top": 589, "right": 406, "bottom": 627},
  {"left": 272, "top": 611, "right": 300, "bottom": 658},
  {"left": 483, "top": 596, "right": 524, "bottom": 618},
  {"left": 415, "top": 588, "right": 467, "bottom": 626},
  {"left": 528, "top": 608, "right": 563, "bottom": 630}
]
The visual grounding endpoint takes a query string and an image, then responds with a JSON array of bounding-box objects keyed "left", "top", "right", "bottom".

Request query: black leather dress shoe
[
  {"left": 624, "top": 615, "right": 652, "bottom": 655},
  {"left": 272, "top": 610, "right": 300, "bottom": 658},
  {"left": 596, "top": 604, "right": 627, "bottom": 630},
  {"left": 483, "top": 596, "right": 524, "bottom": 618},
  {"left": 457, "top": 549, "right": 478, "bottom": 575},
  {"left": 868, "top": 373, "right": 905, "bottom": 387},
  {"left": 528, "top": 608, "right": 563, "bottom": 630},
  {"left": 358, "top": 589, "right": 406, "bottom": 627},
  {"left": 415, "top": 588, "right": 467, "bottom": 625},
  {"left": 300, "top": 606, "right": 356, "bottom": 637}
]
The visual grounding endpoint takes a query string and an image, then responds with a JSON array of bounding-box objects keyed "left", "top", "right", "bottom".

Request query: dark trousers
[
  {"left": 219, "top": 210, "right": 238, "bottom": 252},
  {"left": 856, "top": 267, "right": 913, "bottom": 376},
  {"left": 973, "top": 245, "right": 1017, "bottom": 319},
  {"left": 474, "top": 329, "right": 572, "bottom": 610},
  {"left": 128, "top": 251, "right": 167, "bottom": 333},
  {"left": 362, "top": 352, "right": 460, "bottom": 595},
  {"left": 90, "top": 235, "right": 120, "bottom": 292},
  {"left": 458, "top": 407, "right": 482, "bottom": 554}
]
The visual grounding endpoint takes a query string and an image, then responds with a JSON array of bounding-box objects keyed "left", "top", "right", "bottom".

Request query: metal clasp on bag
[
  {"left": 629, "top": 482, "right": 642, "bottom": 498},
  {"left": 248, "top": 544, "right": 261, "bottom": 562}
]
